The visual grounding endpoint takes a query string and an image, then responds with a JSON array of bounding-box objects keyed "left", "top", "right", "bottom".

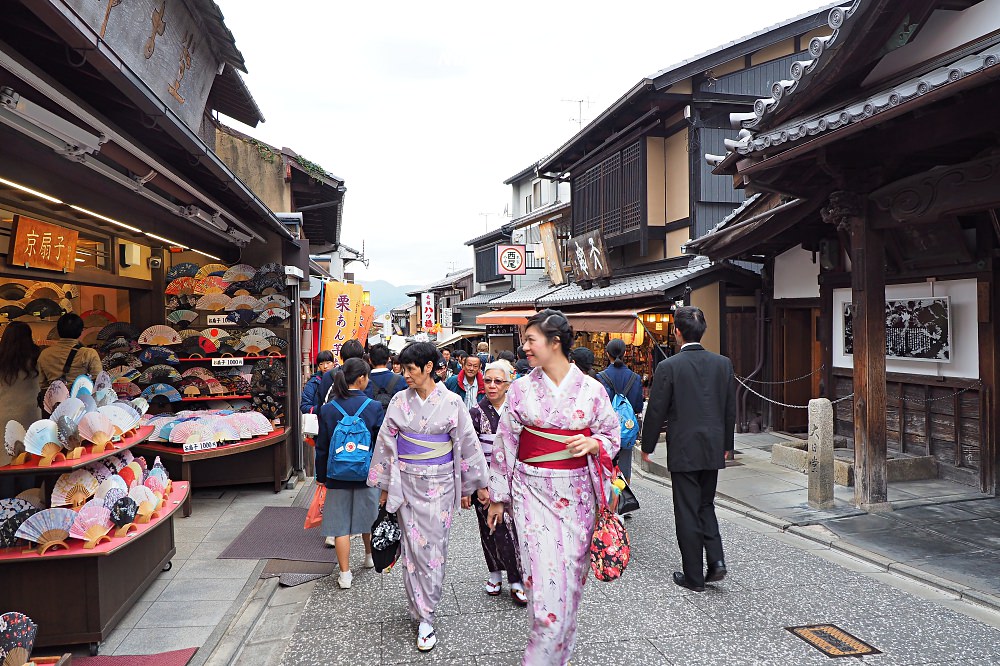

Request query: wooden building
[{"left": 689, "top": 0, "right": 1000, "bottom": 504}]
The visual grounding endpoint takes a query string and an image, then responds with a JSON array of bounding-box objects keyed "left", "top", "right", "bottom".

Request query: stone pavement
[{"left": 273, "top": 474, "right": 1000, "bottom": 665}]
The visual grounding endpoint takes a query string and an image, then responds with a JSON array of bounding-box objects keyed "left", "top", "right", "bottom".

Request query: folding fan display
[
  {"left": 181, "top": 367, "right": 215, "bottom": 380},
  {"left": 109, "top": 497, "right": 139, "bottom": 529},
  {"left": 55, "top": 415, "right": 82, "bottom": 452},
  {"left": 15, "top": 488, "right": 46, "bottom": 510},
  {"left": 243, "top": 327, "right": 276, "bottom": 339},
  {"left": 84, "top": 460, "right": 113, "bottom": 483},
  {"left": 144, "top": 474, "right": 165, "bottom": 497},
  {"left": 139, "top": 346, "right": 180, "bottom": 365},
  {"left": 257, "top": 262, "right": 283, "bottom": 276},
  {"left": 80, "top": 309, "right": 116, "bottom": 327},
  {"left": 0, "top": 611, "right": 38, "bottom": 666},
  {"left": 70, "top": 374, "right": 94, "bottom": 398},
  {"left": 51, "top": 469, "right": 99, "bottom": 508},
  {"left": 15, "top": 507, "right": 76, "bottom": 554},
  {"left": 24, "top": 298, "right": 65, "bottom": 319},
  {"left": 216, "top": 336, "right": 242, "bottom": 355},
  {"left": 252, "top": 394, "right": 284, "bottom": 422},
  {"left": 102, "top": 487, "right": 127, "bottom": 510},
  {"left": 0, "top": 510, "right": 39, "bottom": 548},
  {"left": 98, "top": 404, "right": 141, "bottom": 436},
  {"left": 128, "top": 485, "right": 158, "bottom": 511},
  {"left": 138, "top": 325, "right": 183, "bottom": 346},
  {"left": 204, "top": 378, "right": 227, "bottom": 395},
  {"left": 23, "top": 420, "right": 62, "bottom": 460},
  {"left": 167, "top": 309, "right": 199, "bottom": 326},
  {"left": 141, "top": 383, "right": 183, "bottom": 402},
  {"left": 195, "top": 263, "right": 229, "bottom": 279},
  {"left": 118, "top": 465, "right": 137, "bottom": 490},
  {"left": 0, "top": 282, "right": 28, "bottom": 300},
  {"left": 265, "top": 336, "right": 288, "bottom": 354},
  {"left": 42, "top": 381, "right": 69, "bottom": 414},
  {"left": 4, "top": 420, "right": 26, "bottom": 461},
  {"left": 225, "top": 309, "right": 257, "bottom": 326},
  {"left": 0, "top": 303, "right": 25, "bottom": 321},
  {"left": 195, "top": 294, "right": 231, "bottom": 311},
  {"left": 100, "top": 336, "right": 141, "bottom": 354},
  {"left": 103, "top": 352, "right": 142, "bottom": 370},
  {"left": 223, "top": 376, "right": 252, "bottom": 395},
  {"left": 224, "top": 281, "right": 254, "bottom": 297},
  {"left": 200, "top": 327, "right": 227, "bottom": 343},
  {"left": 226, "top": 295, "right": 261, "bottom": 311},
  {"left": 124, "top": 461, "right": 144, "bottom": 486},
  {"left": 112, "top": 379, "right": 141, "bottom": 399},
  {"left": 167, "top": 294, "right": 199, "bottom": 310},
  {"left": 165, "top": 262, "right": 200, "bottom": 282},
  {"left": 95, "top": 475, "right": 128, "bottom": 501},
  {"left": 138, "top": 364, "right": 182, "bottom": 384},
  {"left": 194, "top": 276, "right": 229, "bottom": 295},
  {"left": 70, "top": 504, "right": 113, "bottom": 548},
  {"left": 179, "top": 377, "right": 210, "bottom": 397},
  {"left": 97, "top": 322, "right": 140, "bottom": 341},
  {"left": 254, "top": 275, "right": 286, "bottom": 295},
  {"left": 51, "top": 397, "right": 86, "bottom": 426},
  {"left": 222, "top": 264, "right": 256, "bottom": 282},
  {"left": 0, "top": 498, "right": 35, "bottom": 521},
  {"left": 79, "top": 412, "right": 115, "bottom": 447},
  {"left": 130, "top": 397, "right": 150, "bottom": 417},
  {"left": 179, "top": 335, "right": 218, "bottom": 357},
  {"left": 164, "top": 277, "right": 197, "bottom": 295},
  {"left": 108, "top": 367, "right": 141, "bottom": 383},
  {"left": 256, "top": 308, "right": 290, "bottom": 325},
  {"left": 258, "top": 294, "right": 292, "bottom": 309},
  {"left": 237, "top": 335, "right": 270, "bottom": 355}
]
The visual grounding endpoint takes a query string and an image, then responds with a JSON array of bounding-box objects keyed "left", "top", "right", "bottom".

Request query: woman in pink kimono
[
  {"left": 368, "top": 341, "right": 489, "bottom": 652},
  {"left": 487, "top": 310, "right": 620, "bottom": 666}
]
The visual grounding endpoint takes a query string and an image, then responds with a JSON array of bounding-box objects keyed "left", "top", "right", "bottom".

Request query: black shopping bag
[{"left": 370, "top": 504, "right": 401, "bottom": 573}]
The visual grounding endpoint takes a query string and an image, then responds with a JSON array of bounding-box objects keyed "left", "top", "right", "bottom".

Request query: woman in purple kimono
[
  {"left": 487, "top": 310, "right": 620, "bottom": 666},
  {"left": 368, "top": 342, "right": 489, "bottom": 653},
  {"left": 469, "top": 359, "right": 526, "bottom": 605}
]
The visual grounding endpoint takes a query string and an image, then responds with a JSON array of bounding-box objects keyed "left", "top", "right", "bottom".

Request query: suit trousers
[{"left": 670, "top": 469, "right": 725, "bottom": 586}]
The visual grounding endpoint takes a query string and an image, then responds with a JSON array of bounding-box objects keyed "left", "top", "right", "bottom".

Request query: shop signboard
[
  {"left": 496, "top": 244, "right": 527, "bottom": 275},
  {"left": 441, "top": 307, "right": 453, "bottom": 328},
  {"left": 486, "top": 325, "right": 518, "bottom": 336},
  {"left": 355, "top": 304, "right": 377, "bottom": 342},
  {"left": 421, "top": 293, "right": 436, "bottom": 331},
  {"left": 321, "top": 281, "right": 364, "bottom": 363},
  {"left": 9, "top": 216, "right": 79, "bottom": 273},
  {"left": 568, "top": 229, "right": 611, "bottom": 283},
  {"left": 62, "top": 0, "right": 221, "bottom": 131},
  {"left": 206, "top": 314, "right": 232, "bottom": 326},
  {"left": 211, "top": 357, "right": 244, "bottom": 367},
  {"left": 539, "top": 221, "right": 566, "bottom": 285}
]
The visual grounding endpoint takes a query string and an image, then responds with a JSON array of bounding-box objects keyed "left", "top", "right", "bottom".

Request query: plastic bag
[{"left": 304, "top": 484, "right": 326, "bottom": 529}]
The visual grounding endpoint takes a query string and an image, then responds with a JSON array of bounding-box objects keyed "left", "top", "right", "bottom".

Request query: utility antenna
[
  {"left": 446, "top": 261, "right": 458, "bottom": 272},
  {"left": 479, "top": 212, "right": 492, "bottom": 231},
  {"left": 562, "top": 97, "right": 593, "bottom": 130}
]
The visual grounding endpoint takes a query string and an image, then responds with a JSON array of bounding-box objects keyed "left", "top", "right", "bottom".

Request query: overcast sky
[{"left": 216, "top": 0, "right": 829, "bottom": 286}]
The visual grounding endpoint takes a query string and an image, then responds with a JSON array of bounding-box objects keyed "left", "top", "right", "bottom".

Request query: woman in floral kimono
[
  {"left": 487, "top": 310, "right": 620, "bottom": 666},
  {"left": 469, "top": 359, "right": 526, "bottom": 605},
  {"left": 368, "top": 341, "right": 489, "bottom": 652}
]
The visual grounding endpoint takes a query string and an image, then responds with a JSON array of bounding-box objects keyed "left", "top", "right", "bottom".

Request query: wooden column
[
  {"left": 823, "top": 192, "right": 890, "bottom": 511},
  {"left": 979, "top": 269, "right": 998, "bottom": 496}
]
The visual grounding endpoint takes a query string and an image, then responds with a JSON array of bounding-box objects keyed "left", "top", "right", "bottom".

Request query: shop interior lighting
[
  {"left": 190, "top": 248, "right": 221, "bottom": 261},
  {"left": 69, "top": 205, "right": 142, "bottom": 233},
  {"left": 144, "top": 232, "right": 187, "bottom": 248},
  {"left": 0, "top": 176, "right": 63, "bottom": 204}
]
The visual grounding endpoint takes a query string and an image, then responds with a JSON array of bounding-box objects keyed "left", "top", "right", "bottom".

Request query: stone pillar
[{"left": 808, "top": 398, "right": 835, "bottom": 509}]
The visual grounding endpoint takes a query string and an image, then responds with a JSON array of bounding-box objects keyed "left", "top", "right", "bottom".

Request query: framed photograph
[{"left": 843, "top": 297, "right": 951, "bottom": 362}]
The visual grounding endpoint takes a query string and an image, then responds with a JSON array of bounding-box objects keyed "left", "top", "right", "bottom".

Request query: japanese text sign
[
  {"left": 9, "top": 216, "right": 79, "bottom": 273},
  {"left": 496, "top": 244, "right": 527, "bottom": 275},
  {"left": 568, "top": 229, "right": 611, "bottom": 281},
  {"left": 421, "top": 293, "right": 435, "bottom": 331},
  {"left": 320, "top": 281, "right": 364, "bottom": 364}
]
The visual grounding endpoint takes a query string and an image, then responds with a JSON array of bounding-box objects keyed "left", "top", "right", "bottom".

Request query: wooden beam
[{"left": 823, "top": 191, "right": 890, "bottom": 511}]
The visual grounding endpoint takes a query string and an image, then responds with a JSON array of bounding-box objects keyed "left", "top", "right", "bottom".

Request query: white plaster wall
[
  {"left": 832, "top": 278, "right": 979, "bottom": 379},
  {"left": 773, "top": 247, "right": 820, "bottom": 299}
]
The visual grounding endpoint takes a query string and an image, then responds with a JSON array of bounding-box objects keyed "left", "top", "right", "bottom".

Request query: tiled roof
[
  {"left": 406, "top": 268, "right": 474, "bottom": 296},
  {"left": 455, "top": 288, "right": 511, "bottom": 308},
  {"left": 537, "top": 257, "right": 715, "bottom": 307},
  {"left": 488, "top": 280, "right": 565, "bottom": 308}
]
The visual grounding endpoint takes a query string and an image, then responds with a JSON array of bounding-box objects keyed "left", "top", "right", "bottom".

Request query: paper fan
[
  {"left": 102, "top": 487, "right": 127, "bottom": 510},
  {"left": 16, "top": 507, "right": 76, "bottom": 553},
  {"left": 128, "top": 485, "right": 158, "bottom": 507},
  {"left": 79, "top": 412, "right": 115, "bottom": 446},
  {"left": 167, "top": 294, "right": 199, "bottom": 310},
  {"left": 148, "top": 468, "right": 169, "bottom": 487},
  {"left": 141, "top": 383, "right": 183, "bottom": 402},
  {"left": 124, "top": 461, "right": 144, "bottom": 486},
  {"left": 0, "top": 303, "right": 25, "bottom": 321},
  {"left": 55, "top": 415, "right": 82, "bottom": 451},
  {"left": 94, "top": 387, "right": 118, "bottom": 408},
  {"left": 80, "top": 326, "right": 103, "bottom": 346},
  {"left": 139, "top": 325, "right": 183, "bottom": 346},
  {"left": 179, "top": 377, "right": 209, "bottom": 397},
  {"left": 258, "top": 294, "right": 292, "bottom": 309},
  {"left": 182, "top": 367, "right": 215, "bottom": 379},
  {"left": 5, "top": 420, "right": 26, "bottom": 457},
  {"left": 216, "top": 336, "right": 241, "bottom": 355},
  {"left": 165, "top": 277, "right": 197, "bottom": 295},
  {"left": 224, "top": 282, "right": 254, "bottom": 297},
  {"left": 196, "top": 263, "right": 229, "bottom": 279},
  {"left": 68, "top": 375, "right": 93, "bottom": 399},
  {"left": 256, "top": 308, "right": 290, "bottom": 325},
  {"left": 166, "top": 262, "right": 200, "bottom": 282},
  {"left": 179, "top": 336, "right": 219, "bottom": 357},
  {"left": 0, "top": 611, "right": 38, "bottom": 665},
  {"left": 0, "top": 498, "right": 35, "bottom": 521},
  {"left": 112, "top": 380, "right": 141, "bottom": 399},
  {"left": 176, "top": 328, "right": 204, "bottom": 340},
  {"left": 138, "top": 346, "right": 180, "bottom": 365},
  {"left": 0, "top": 282, "right": 27, "bottom": 300},
  {"left": 223, "top": 264, "right": 256, "bottom": 282},
  {"left": 195, "top": 294, "right": 231, "bottom": 311},
  {"left": 23, "top": 420, "right": 60, "bottom": 457},
  {"left": 225, "top": 376, "right": 252, "bottom": 395},
  {"left": 237, "top": 335, "right": 270, "bottom": 355},
  {"left": 15, "top": 488, "right": 45, "bottom": 510},
  {"left": 102, "top": 352, "right": 141, "bottom": 371},
  {"left": 109, "top": 367, "right": 141, "bottom": 383},
  {"left": 101, "top": 336, "right": 141, "bottom": 354},
  {"left": 84, "top": 460, "right": 113, "bottom": 483},
  {"left": 118, "top": 465, "right": 137, "bottom": 489},
  {"left": 80, "top": 308, "right": 116, "bottom": 327},
  {"left": 167, "top": 309, "right": 199, "bottom": 326},
  {"left": 200, "top": 328, "right": 228, "bottom": 343},
  {"left": 51, "top": 469, "right": 99, "bottom": 507},
  {"left": 194, "top": 276, "right": 229, "bottom": 295},
  {"left": 95, "top": 475, "right": 128, "bottom": 500},
  {"left": 240, "top": 327, "right": 273, "bottom": 339},
  {"left": 169, "top": 421, "right": 209, "bottom": 444},
  {"left": 224, "top": 295, "right": 260, "bottom": 311},
  {"left": 265, "top": 336, "right": 288, "bottom": 354},
  {"left": 204, "top": 378, "right": 227, "bottom": 395},
  {"left": 97, "top": 322, "right": 139, "bottom": 341},
  {"left": 225, "top": 310, "right": 257, "bottom": 326},
  {"left": 70, "top": 504, "right": 113, "bottom": 546},
  {"left": 50, "top": 397, "right": 86, "bottom": 426},
  {"left": 138, "top": 365, "right": 182, "bottom": 384},
  {"left": 130, "top": 397, "right": 149, "bottom": 416},
  {"left": 99, "top": 404, "right": 140, "bottom": 436},
  {"left": 257, "top": 262, "right": 282, "bottom": 276},
  {"left": 23, "top": 298, "right": 64, "bottom": 320},
  {"left": 144, "top": 475, "right": 165, "bottom": 496},
  {"left": 93, "top": 370, "right": 112, "bottom": 394},
  {"left": 110, "top": 497, "right": 139, "bottom": 527},
  {"left": 24, "top": 281, "right": 61, "bottom": 300},
  {"left": 254, "top": 275, "right": 286, "bottom": 295},
  {"left": 213, "top": 422, "right": 241, "bottom": 442}
]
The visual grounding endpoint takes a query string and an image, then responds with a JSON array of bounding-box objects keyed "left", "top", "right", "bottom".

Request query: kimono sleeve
[
  {"left": 452, "top": 401, "right": 489, "bottom": 495},
  {"left": 587, "top": 378, "right": 622, "bottom": 466},
  {"left": 367, "top": 395, "right": 401, "bottom": 494},
  {"left": 489, "top": 383, "right": 526, "bottom": 505}
]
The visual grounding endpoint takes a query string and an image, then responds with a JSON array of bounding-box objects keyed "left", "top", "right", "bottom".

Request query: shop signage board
[
  {"left": 9, "top": 216, "right": 79, "bottom": 273},
  {"left": 421, "top": 293, "right": 436, "bottom": 330},
  {"left": 355, "top": 304, "right": 377, "bottom": 342},
  {"left": 568, "top": 229, "right": 612, "bottom": 281},
  {"left": 206, "top": 314, "right": 232, "bottom": 326},
  {"left": 441, "top": 307, "right": 453, "bottom": 328},
  {"left": 496, "top": 244, "right": 527, "bottom": 275},
  {"left": 487, "top": 325, "right": 518, "bottom": 335},
  {"left": 539, "top": 221, "right": 566, "bottom": 285},
  {"left": 62, "top": 0, "right": 220, "bottom": 131},
  {"left": 321, "top": 281, "right": 365, "bottom": 364},
  {"left": 183, "top": 440, "right": 219, "bottom": 453},
  {"left": 211, "top": 357, "right": 244, "bottom": 367}
]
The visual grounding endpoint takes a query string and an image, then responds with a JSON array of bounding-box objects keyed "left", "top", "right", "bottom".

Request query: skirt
[{"left": 321, "top": 485, "right": 380, "bottom": 538}]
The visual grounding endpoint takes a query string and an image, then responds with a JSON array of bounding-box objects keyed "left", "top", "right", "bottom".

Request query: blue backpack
[
  {"left": 327, "top": 398, "right": 375, "bottom": 482},
  {"left": 599, "top": 371, "right": 640, "bottom": 449}
]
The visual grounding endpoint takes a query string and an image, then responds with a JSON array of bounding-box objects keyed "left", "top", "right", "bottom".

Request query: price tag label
[
  {"left": 211, "top": 357, "right": 244, "bottom": 367},
  {"left": 206, "top": 314, "right": 231, "bottom": 326},
  {"left": 182, "top": 441, "right": 219, "bottom": 453}
]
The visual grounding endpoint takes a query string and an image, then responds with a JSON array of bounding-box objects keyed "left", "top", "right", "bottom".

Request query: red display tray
[
  {"left": 0, "top": 426, "right": 154, "bottom": 477},
  {"left": 0, "top": 481, "right": 189, "bottom": 562},
  {"left": 134, "top": 429, "right": 284, "bottom": 460},
  {"left": 177, "top": 355, "right": 285, "bottom": 362}
]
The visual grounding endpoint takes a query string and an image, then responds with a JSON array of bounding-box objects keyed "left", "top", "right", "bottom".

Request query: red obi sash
[{"left": 517, "top": 426, "right": 592, "bottom": 470}]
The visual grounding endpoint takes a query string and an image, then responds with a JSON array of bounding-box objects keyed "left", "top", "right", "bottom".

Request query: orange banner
[
  {"left": 355, "top": 304, "right": 376, "bottom": 343},
  {"left": 320, "top": 281, "right": 364, "bottom": 363}
]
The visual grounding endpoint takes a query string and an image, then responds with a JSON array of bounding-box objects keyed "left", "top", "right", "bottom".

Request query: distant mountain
[{"left": 364, "top": 280, "right": 420, "bottom": 315}]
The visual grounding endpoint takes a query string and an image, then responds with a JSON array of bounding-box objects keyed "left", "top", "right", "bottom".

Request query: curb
[{"left": 633, "top": 463, "right": 1000, "bottom": 614}]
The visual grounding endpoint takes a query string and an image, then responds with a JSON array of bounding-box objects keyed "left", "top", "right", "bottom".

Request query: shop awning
[
  {"left": 476, "top": 309, "right": 536, "bottom": 326},
  {"left": 563, "top": 309, "right": 646, "bottom": 334},
  {"left": 435, "top": 329, "right": 483, "bottom": 348}
]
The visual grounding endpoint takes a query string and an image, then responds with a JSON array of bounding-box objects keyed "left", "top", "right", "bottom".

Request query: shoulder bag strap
[
  {"left": 386, "top": 374, "right": 400, "bottom": 393},
  {"left": 61, "top": 342, "right": 82, "bottom": 379}
]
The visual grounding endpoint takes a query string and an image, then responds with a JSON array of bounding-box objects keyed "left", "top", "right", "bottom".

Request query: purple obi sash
[
  {"left": 396, "top": 431, "right": 454, "bottom": 465},
  {"left": 478, "top": 433, "right": 496, "bottom": 458}
]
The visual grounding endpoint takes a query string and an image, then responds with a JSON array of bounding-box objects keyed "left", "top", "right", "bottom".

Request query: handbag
[
  {"left": 301, "top": 410, "right": 319, "bottom": 437},
  {"left": 370, "top": 504, "right": 402, "bottom": 573},
  {"left": 303, "top": 484, "right": 326, "bottom": 529},
  {"left": 615, "top": 474, "right": 640, "bottom": 515},
  {"left": 590, "top": 457, "right": 631, "bottom": 582}
]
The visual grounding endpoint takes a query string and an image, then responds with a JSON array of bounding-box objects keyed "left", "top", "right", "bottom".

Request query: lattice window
[
  {"left": 622, "top": 141, "right": 642, "bottom": 233},
  {"left": 571, "top": 141, "right": 641, "bottom": 238}
]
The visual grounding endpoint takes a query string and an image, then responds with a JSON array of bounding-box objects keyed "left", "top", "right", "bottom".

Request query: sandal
[
  {"left": 417, "top": 626, "right": 437, "bottom": 652},
  {"left": 484, "top": 579, "right": 502, "bottom": 596},
  {"left": 511, "top": 586, "right": 528, "bottom": 606}
]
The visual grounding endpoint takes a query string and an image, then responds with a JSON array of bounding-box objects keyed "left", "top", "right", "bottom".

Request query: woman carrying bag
[{"left": 315, "top": 357, "right": 385, "bottom": 589}]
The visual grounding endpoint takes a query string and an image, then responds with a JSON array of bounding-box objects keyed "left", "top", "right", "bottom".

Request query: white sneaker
[
  {"left": 337, "top": 571, "right": 352, "bottom": 589},
  {"left": 364, "top": 553, "right": 375, "bottom": 569},
  {"left": 417, "top": 622, "right": 436, "bottom": 652},
  {"left": 324, "top": 536, "right": 336, "bottom": 547}
]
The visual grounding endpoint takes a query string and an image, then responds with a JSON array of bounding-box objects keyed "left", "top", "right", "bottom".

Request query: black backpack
[{"left": 373, "top": 374, "right": 401, "bottom": 409}]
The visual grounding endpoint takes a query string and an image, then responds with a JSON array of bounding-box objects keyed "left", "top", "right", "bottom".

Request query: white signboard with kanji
[{"left": 421, "top": 293, "right": 435, "bottom": 330}]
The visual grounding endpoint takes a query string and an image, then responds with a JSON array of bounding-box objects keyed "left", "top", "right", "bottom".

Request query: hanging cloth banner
[
  {"left": 320, "top": 281, "right": 364, "bottom": 363},
  {"left": 355, "top": 304, "right": 377, "bottom": 343}
]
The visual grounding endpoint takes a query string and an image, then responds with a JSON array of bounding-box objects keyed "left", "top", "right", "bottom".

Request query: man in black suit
[{"left": 641, "top": 306, "right": 736, "bottom": 592}]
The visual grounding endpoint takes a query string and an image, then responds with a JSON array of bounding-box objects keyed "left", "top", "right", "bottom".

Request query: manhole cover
[{"left": 786, "top": 624, "right": 881, "bottom": 658}]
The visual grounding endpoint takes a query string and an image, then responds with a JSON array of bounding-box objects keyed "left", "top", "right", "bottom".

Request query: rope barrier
[
  {"left": 736, "top": 376, "right": 982, "bottom": 410},
  {"left": 738, "top": 365, "right": 825, "bottom": 386},
  {"left": 736, "top": 376, "right": 853, "bottom": 409}
]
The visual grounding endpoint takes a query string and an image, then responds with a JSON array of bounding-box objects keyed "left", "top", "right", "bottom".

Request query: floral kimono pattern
[
  {"left": 368, "top": 381, "right": 489, "bottom": 623},
  {"left": 489, "top": 364, "right": 620, "bottom": 666}
]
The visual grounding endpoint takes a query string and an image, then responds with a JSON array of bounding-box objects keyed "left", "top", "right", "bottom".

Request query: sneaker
[
  {"left": 417, "top": 623, "right": 436, "bottom": 652},
  {"left": 364, "top": 553, "right": 375, "bottom": 569},
  {"left": 337, "top": 571, "right": 353, "bottom": 589},
  {"left": 324, "top": 536, "right": 336, "bottom": 547}
]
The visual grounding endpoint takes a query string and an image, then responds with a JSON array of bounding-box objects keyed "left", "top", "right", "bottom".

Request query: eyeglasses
[{"left": 483, "top": 378, "right": 508, "bottom": 385}]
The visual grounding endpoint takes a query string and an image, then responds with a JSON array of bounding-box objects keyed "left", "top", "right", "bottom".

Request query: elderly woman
[{"left": 469, "top": 359, "right": 525, "bottom": 605}]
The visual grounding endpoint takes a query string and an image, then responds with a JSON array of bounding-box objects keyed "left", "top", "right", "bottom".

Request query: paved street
[{"left": 275, "top": 474, "right": 1000, "bottom": 666}]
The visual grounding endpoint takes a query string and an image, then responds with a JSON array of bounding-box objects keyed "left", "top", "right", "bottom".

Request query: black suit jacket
[{"left": 640, "top": 343, "right": 736, "bottom": 472}]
